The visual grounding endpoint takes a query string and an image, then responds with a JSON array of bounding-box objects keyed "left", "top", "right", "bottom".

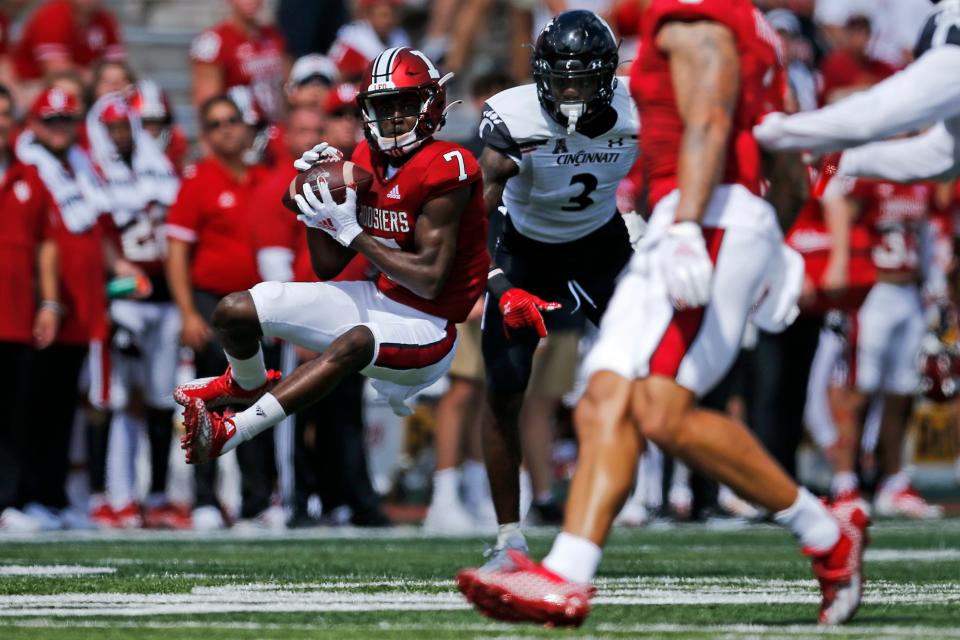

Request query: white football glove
[
  {"left": 294, "top": 179, "right": 363, "bottom": 247},
  {"left": 293, "top": 142, "right": 343, "bottom": 172},
  {"left": 660, "top": 221, "right": 713, "bottom": 310},
  {"left": 752, "top": 244, "right": 803, "bottom": 333}
]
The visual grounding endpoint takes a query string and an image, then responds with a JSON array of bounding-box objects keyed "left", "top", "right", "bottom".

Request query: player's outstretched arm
[
  {"left": 839, "top": 123, "right": 960, "bottom": 183},
  {"left": 350, "top": 186, "right": 470, "bottom": 300},
  {"left": 754, "top": 46, "right": 960, "bottom": 154},
  {"left": 478, "top": 147, "right": 561, "bottom": 337}
]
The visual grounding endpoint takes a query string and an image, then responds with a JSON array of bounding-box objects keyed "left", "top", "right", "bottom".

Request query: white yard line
[
  {"left": 0, "top": 577, "right": 956, "bottom": 617},
  {"left": 0, "top": 565, "right": 116, "bottom": 577}
]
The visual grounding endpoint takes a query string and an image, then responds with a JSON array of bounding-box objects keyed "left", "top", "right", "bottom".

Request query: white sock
[
  {"left": 879, "top": 470, "right": 909, "bottom": 494},
  {"left": 774, "top": 487, "right": 841, "bottom": 553},
  {"left": 220, "top": 393, "right": 286, "bottom": 454},
  {"left": 461, "top": 459, "right": 488, "bottom": 506},
  {"left": 432, "top": 467, "right": 460, "bottom": 505},
  {"left": 543, "top": 532, "right": 602, "bottom": 584},
  {"left": 830, "top": 471, "right": 859, "bottom": 497},
  {"left": 227, "top": 347, "right": 267, "bottom": 390},
  {"left": 497, "top": 522, "right": 523, "bottom": 548}
]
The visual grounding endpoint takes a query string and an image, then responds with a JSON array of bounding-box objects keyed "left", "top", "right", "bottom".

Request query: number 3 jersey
[
  {"left": 350, "top": 138, "right": 489, "bottom": 324},
  {"left": 480, "top": 80, "right": 638, "bottom": 244},
  {"left": 836, "top": 177, "right": 936, "bottom": 280}
]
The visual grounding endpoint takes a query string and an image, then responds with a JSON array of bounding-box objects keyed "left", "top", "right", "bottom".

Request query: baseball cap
[
  {"left": 325, "top": 83, "right": 360, "bottom": 116},
  {"left": 766, "top": 9, "right": 801, "bottom": 36},
  {"left": 31, "top": 87, "right": 81, "bottom": 120},
  {"left": 290, "top": 54, "right": 338, "bottom": 88},
  {"left": 99, "top": 98, "right": 131, "bottom": 124}
]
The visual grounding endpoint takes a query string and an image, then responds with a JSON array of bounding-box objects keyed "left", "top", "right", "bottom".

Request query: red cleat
[
  {"left": 456, "top": 550, "right": 595, "bottom": 628},
  {"left": 806, "top": 499, "right": 870, "bottom": 625},
  {"left": 112, "top": 502, "right": 143, "bottom": 529},
  {"left": 143, "top": 503, "right": 193, "bottom": 529},
  {"left": 89, "top": 503, "right": 117, "bottom": 529},
  {"left": 173, "top": 366, "right": 280, "bottom": 409},
  {"left": 180, "top": 399, "right": 235, "bottom": 465}
]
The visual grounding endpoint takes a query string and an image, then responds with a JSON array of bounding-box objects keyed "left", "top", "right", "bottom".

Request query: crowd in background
[{"left": 0, "top": 0, "right": 957, "bottom": 533}]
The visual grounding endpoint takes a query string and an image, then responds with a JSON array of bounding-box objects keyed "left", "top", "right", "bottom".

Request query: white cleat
[
  {"left": 191, "top": 505, "right": 226, "bottom": 531},
  {"left": 422, "top": 498, "right": 478, "bottom": 535},
  {"left": 874, "top": 487, "right": 944, "bottom": 520},
  {"left": 614, "top": 500, "right": 649, "bottom": 527}
]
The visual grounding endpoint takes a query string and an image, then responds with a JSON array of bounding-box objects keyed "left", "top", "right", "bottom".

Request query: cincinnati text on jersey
[
  {"left": 359, "top": 204, "right": 411, "bottom": 234},
  {"left": 555, "top": 150, "right": 623, "bottom": 166}
]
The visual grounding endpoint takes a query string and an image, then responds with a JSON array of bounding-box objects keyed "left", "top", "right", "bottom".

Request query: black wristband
[{"left": 487, "top": 267, "right": 513, "bottom": 300}]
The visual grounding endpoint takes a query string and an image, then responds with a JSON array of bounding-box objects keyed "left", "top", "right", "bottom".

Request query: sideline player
[
  {"left": 476, "top": 10, "right": 637, "bottom": 567},
  {"left": 754, "top": 0, "right": 960, "bottom": 183},
  {"left": 174, "top": 47, "right": 489, "bottom": 466},
  {"left": 458, "top": 0, "right": 868, "bottom": 627},
  {"left": 821, "top": 175, "right": 945, "bottom": 519}
]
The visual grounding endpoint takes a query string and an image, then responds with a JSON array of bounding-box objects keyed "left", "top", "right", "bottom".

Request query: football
[{"left": 282, "top": 159, "right": 374, "bottom": 214}]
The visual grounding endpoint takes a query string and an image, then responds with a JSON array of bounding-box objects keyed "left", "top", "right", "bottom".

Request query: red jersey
[
  {"left": 166, "top": 158, "right": 265, "bottom": 296},
  {"left": 820, "top": 51, "right": 896, "bottom": 105},
  {"left": 630, "top": 0, "right": 772, "bottom": 210},
  {"left": 250, "top": 164, "right": 372, "bottom": 283},
  {"left": 14, "top": 0, "right": 125, "bottom": 80},
  {"left": 787, "top": 197, "right": 876, "bottom": 315},
  {"left": 351, "top": 139, "right": 488, "bottom": 323},
  {"left": 190, "top": 21, "right": 285, "bottom": 123},
  {"left": 0, "top": 161, "right": 56, "bottom": 344},
  {"left": 841, "top": 179, "right": 935, "bottom": 279}
]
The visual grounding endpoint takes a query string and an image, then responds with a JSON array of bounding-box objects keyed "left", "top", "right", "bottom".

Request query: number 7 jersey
[
  {"left": 351, "top": 138, "right": 489, "bottom": 324},
  {"left": 480, "top": 79, "right": 638, "bottom": 243}
]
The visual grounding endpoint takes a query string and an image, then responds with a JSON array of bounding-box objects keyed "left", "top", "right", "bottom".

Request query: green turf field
[{"left": 1, "top": 519, "right": 959, "bottom": 639}]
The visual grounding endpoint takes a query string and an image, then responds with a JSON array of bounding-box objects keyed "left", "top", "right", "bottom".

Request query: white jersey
[{"left": 480, "top": 80, "right": 639, "bottom": 244}]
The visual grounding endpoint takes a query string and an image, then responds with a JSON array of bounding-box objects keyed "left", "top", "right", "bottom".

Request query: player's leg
[
  {"left": 874, "top": 286, "right": 942, "bottom": 518},
  {"left": 480, "top": 231, "right": 549, "bottom": 560}
]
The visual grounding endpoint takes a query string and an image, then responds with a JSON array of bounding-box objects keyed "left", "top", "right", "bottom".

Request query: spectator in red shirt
[
  {"left": 0, "top": 83, "right": 62, "bottom": 528},
  {"left": 322, "top": 83, "right": 362, "bottom": 159},
  {"left": 285, "top": 54, "right": 337, "bottom": 112},
  {"left": 820, "top": 14, "right": 897, "bottom": 105},
  {"left": 88, "top": 59, "right": 135, "bottom": 105},
  {"left": 191, "top": 0, "right": 288, "bottom": 123},
  {"left": 14, "top": 86, "right": 114, "bottom": 527},
  {"left": 165, "top": 95, "right": 277, "bottom": 529},
  {"left": 128, "top": 79, "right": 190, "bottom": 175},
  {"left": 14, "top": 0, "right": 125, "bottom": 99},
  {"left": 328, "top": 0, "right": 409, "bottom": 82}
]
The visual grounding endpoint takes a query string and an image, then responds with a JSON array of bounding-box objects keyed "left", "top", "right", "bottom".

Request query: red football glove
[{"left": 499, "top": 288, "right": 562, "bottom": 338}]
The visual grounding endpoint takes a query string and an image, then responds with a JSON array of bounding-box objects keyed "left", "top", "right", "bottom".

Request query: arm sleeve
[
  {"left": 754, "top": 46, "right": 960, "bottom": 153},
  {"left": 165, "top": 176, "right": 201, "bottom": 243},
  {"left": 479, "top": 103, "right": 522, "bottom": 165},
  {"left": 838, "top": 123, "right": 960, "bottom": 182}
]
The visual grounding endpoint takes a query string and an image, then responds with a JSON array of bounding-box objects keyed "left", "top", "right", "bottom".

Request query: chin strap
[{"left": 559, "top": 103, "right": 584, "bottom": 134}]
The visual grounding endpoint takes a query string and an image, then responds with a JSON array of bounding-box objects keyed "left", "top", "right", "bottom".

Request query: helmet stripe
[{"left": 372, "top": 47, "right": 403, "bottom": 84}]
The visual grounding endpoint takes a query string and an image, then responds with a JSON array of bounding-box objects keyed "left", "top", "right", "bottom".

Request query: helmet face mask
[{"left": 532, "top": 10, "right": 619, "bottom": 133}]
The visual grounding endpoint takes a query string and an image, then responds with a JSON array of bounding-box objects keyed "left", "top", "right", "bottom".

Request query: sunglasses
[
  {"left": 204, "top": 115, "right": 242, "bottom": 131},
  {"left": 41, "top": 115, "right": 79, "bottom": 125}
]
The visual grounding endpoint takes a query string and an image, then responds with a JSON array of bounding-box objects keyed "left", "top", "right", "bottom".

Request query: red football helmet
[
  {"left": 357, "top": 47, "right": 455, "bottom": 157},
  {"left": 918, "top": 333, "right": 960, "bottom": 403},
  {"left": 128, "top": 80, "right": 173, "bottom": 125}
]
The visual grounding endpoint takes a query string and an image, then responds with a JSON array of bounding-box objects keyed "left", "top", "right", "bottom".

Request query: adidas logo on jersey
[{"left": 387, "top": 185, "right": 401, "bottom": 200}]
